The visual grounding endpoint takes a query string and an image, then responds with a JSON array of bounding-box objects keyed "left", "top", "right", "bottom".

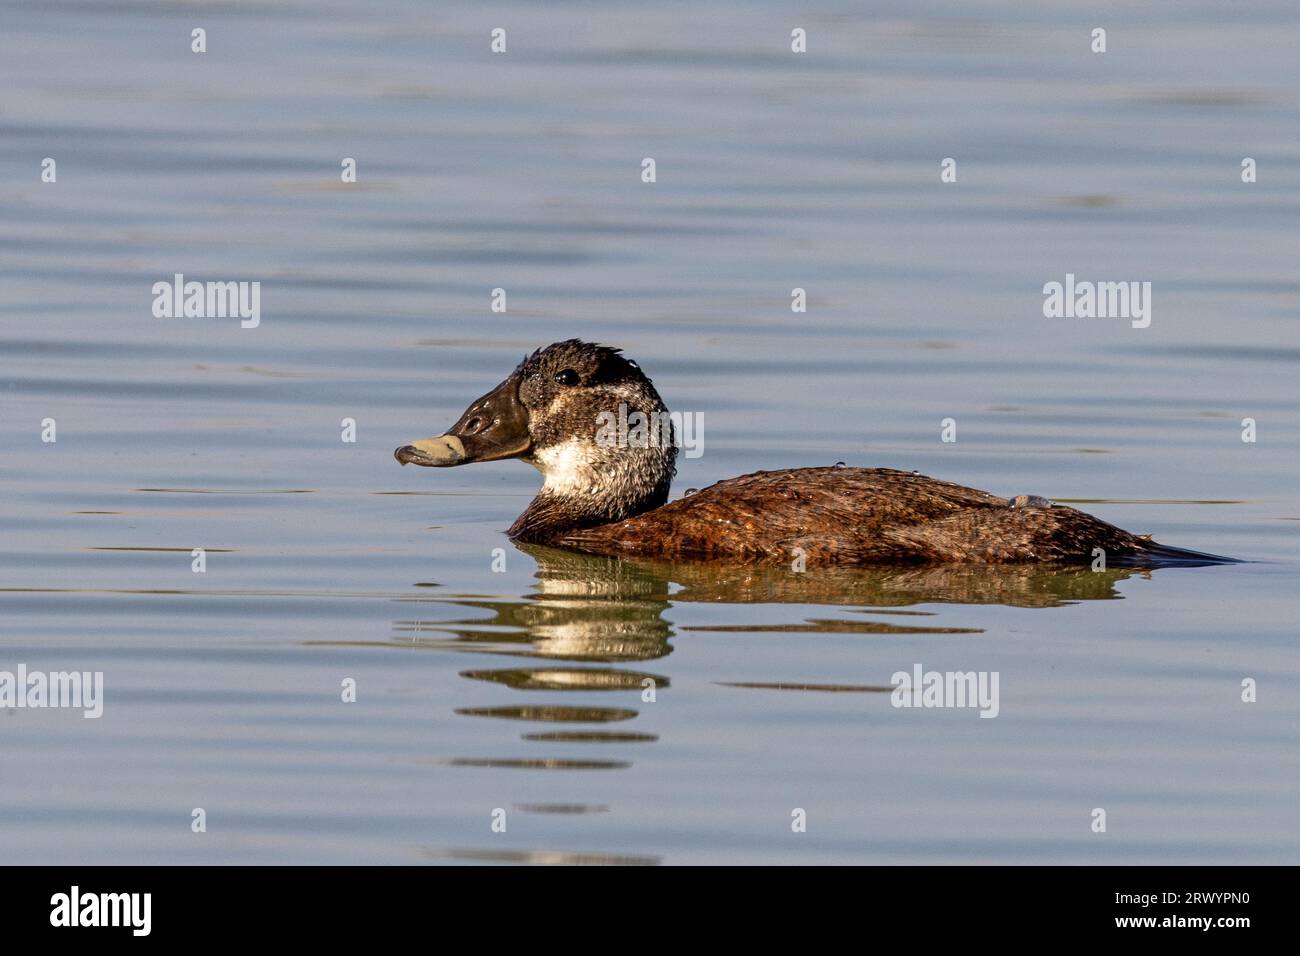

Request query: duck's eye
[{"left": 553, "top": 369, "right": 580, "bottom": 386}]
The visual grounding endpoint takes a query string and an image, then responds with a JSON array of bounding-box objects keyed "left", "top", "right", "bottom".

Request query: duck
[{"left": 395, "top": 340, "right": 1230, "bottom": 567}]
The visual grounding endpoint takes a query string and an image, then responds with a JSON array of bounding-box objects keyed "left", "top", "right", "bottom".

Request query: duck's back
[{"left": 552, "top": 467, "right": 1154, "bottom": 565}]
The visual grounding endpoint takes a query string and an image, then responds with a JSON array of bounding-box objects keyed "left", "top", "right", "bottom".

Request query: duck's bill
[
  {"left": 395, "top": 428, "right": 531, "bottom": 467},
  {"left": 394, "top": 374, "right": 532, "bottom": 467},
  {"left": 394, "top": 434, "right": 472, "bottom": 466}
]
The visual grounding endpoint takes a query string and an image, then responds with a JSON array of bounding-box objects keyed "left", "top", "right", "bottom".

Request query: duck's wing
[
  {"left": 878, "top": 503, "right": 1150, "bottom": 563},
  {"left": 553, "top": 467, "right": 1012, "bottom": 563}
]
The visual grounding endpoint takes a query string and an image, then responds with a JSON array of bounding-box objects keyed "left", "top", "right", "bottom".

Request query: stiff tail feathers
[{"left": 1113, "top": 540, "right": 1240, "bottom": 568}]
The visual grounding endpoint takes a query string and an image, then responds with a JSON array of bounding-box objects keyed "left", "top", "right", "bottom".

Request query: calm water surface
[{"left": 1, "top": 0, "right": 1297, "bottom": 863}]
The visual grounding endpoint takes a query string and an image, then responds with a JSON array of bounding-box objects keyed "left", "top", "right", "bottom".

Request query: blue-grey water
[{"left": 1, "top": 0, "right": 1297, "bottom": 864}]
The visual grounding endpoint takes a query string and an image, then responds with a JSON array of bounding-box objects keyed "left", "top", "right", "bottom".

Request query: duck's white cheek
[{"left": 536, "top": 439, "right": 598, "bottom": 496}]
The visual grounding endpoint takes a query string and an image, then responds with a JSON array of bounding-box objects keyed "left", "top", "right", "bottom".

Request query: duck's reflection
[
  {"left": 622, "top": 550, "right": 1146, "bottom": 609},
  {"left": 394, "top": 547, "right": 673, "bottom": 663},
  {"left": 377, "top": 545, "right": 1161, "bottom": 862},
  {"left": 397, "top": 545, "right": 1144, "bottom": 656},
  {"left": 389, "top": 545, "right": 1146, "bottom": 749}
]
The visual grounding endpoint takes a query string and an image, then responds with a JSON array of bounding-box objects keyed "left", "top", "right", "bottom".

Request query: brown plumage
[
  {"left": 555, "top": 467, "right": 1163, "bottom": 565},
  {"left": 395, "top": 340, "right": 1230, "bottom": 567}
]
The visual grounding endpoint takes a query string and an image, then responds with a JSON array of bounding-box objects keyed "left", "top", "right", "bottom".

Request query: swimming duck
[{"left": 395, "top": 340, "right": 1226, "bottom": 566}]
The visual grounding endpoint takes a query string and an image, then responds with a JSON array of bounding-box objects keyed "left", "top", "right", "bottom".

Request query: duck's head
[{"left": 395, "top": 340, "right": 678, "bottom": 540}]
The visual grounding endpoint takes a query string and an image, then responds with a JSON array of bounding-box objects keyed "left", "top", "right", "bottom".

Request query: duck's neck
[{"left": 508, "top": 439, "right": 676, "bottom": 543}]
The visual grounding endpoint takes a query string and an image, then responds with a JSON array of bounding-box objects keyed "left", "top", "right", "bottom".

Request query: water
[{"left": 1, "top": 0, "right": 1297, "bottom": 864}]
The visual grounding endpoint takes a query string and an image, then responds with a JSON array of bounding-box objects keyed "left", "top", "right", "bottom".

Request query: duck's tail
[{"left": 1116, "top": 539, "right": 1240, "bottom": 568}]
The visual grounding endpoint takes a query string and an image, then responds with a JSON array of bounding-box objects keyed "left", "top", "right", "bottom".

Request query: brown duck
[{"left": 395, "top": 340, "right": 1228, "bottom": 567}]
